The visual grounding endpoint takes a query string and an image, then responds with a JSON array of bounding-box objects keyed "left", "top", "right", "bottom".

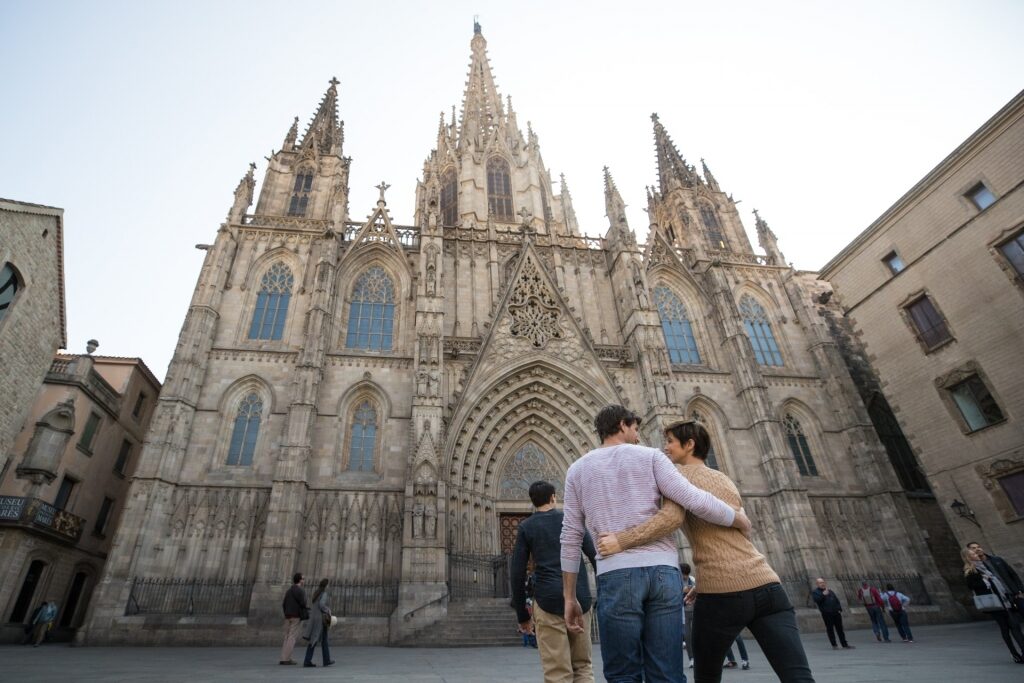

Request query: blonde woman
[{"left": 963, "top": 546, "right": 1024, "bottom": 664}]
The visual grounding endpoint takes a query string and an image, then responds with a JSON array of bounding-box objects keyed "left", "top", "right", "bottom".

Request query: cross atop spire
[
  {"left": 651, "top": 113, "right": 700, "bottom": 194},
  {"left": 299, "top": 78, "right": 343, "bottom": 155}
]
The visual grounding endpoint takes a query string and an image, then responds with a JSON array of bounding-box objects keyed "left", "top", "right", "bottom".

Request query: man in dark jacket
[
  {"left": 511, "top": 481, "right": 598, "bottom": 683},
  {"left": 811, "top": 577, "right": 854, "bottom": 649},
  {"left": 280, "top": 573, "right": 307, "bottom": 665},
  {"left": 968, "top": 542, "right": 1024, "bottom": 613}
]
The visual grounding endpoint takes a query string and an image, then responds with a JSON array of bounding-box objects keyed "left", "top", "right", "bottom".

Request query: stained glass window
[
  {"left": 227, "top": 393, "right": 263, "bottom": 466},
  {"left": 499, "top": 442, "right": 563, "bottom": 500},
  {"left": 487, "top": 157, "right": 514, "bottom": 221},
  {"left": 248, "top": 263, "right": 294, "bottom": 340},
  {"left": 654, "top": 286, "right": 701, "bottom": 364},
  {"left": 345, "top": 267, "right": 395, "bottom": 351},
  {"left": 739, "top": 295, "right": 783, "bottom": 366},
  {"left": 348, "top": 401, "right": 378, "bottom": 471},
  {"left": 700, "top": 204, "right": 728, "bottom": 249},
  {"left": 784, "top": 414, "right": 818, "bottom": 476}
]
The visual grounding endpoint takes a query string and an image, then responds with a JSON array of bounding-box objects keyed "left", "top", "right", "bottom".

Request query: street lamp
[{"left": 950, "top": 499, "right": 980, "bottom": 527}]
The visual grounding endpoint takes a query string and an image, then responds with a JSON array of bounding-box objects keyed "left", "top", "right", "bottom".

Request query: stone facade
[
  {"left": 83, "top": 25, "right": 960, "bottom": 646},
  {"left": 821, "top": 90, "right": 1024, "bottom": 574},
  {"left": 0, "top": 354, "right": 160, "bottom": 643},
  {"left": 0, "top": 199, "right": 65, "bottom": 485}
]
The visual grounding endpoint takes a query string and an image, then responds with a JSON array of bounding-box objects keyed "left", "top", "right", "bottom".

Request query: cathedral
[{"left": 82, "top": 24, "right": 960, "bottom": 645}]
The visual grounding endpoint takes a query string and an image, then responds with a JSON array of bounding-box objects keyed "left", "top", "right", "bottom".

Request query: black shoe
[
  {"left": 324, "top": 660, "right": 336, "bottom": 667},
  {"left": 723, "top": 661, "right": 738, "bottom": 669},
  {"left": 303, "top": 662, "right": 316, "bottom": 668},
  {"left": 741, "top": 661, "right": 750, "bottom": 670},
  {"left": 842, "top": 644, "right": 855, "bottom": 649},
  {"left": 279, "top": 660, "right": 296, "bottom": 665}
]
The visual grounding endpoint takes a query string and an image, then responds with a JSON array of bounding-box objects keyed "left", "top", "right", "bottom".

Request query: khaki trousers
[
  {"left": 280, "top": 617, "right": 302, "bottom": 661},
  {"left": 533, "top": 603, "right": 594, "bottom": 683}
]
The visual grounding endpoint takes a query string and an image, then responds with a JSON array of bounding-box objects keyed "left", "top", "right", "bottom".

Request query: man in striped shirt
[{"left": 560, "top": 405, "right": 750, "bottom": 683}]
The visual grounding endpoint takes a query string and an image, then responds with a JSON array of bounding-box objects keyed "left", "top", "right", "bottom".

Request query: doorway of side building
[{"left": 8, "top": 560, "right": 48, "bottom": 624}]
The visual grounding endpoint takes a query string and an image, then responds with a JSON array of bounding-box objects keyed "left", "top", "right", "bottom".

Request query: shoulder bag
[{"left": 973, "top": 592, "right": 1004, "bottom": 613}]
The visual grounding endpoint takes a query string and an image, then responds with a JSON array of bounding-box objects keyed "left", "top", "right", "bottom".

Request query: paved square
[{"left": 2, "top": 622, "right": 1021, "bottom": 681}]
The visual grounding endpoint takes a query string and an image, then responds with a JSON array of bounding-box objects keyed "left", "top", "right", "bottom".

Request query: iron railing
[
  {"left": 324, "top": 579, "right": 399, "bottom": 617},
  {"left": 0, "top": 496, "right": 84, "bottom": 543},
  {"left": 125, "top": 578, "right": 252, "bottom": 616},
  {"left": 836, "top": 573, "right": 932, "bottom": 606},
  {"left": 448, "top": 553, "right": 510, "bottom": 600}
]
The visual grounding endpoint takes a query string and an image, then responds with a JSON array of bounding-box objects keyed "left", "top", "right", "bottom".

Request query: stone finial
[{"left": 375, "top": 181, "right": 391, "bottom": 205}]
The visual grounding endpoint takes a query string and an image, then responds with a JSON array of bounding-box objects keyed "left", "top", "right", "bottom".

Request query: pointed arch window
[
  {"left": 700, "top": 204, "right": 728, "bottom": 250},
  {"left": 739, "top": 295, "right": 783, "bottom": 366},
  {"left": 0, "top": 263, "right": 19, "bottom": 324},
  {"left": 783, "top": 414, "right": 818, "bottom": 476},
  {"left": 440, "top": 168, "right": 458, "bottom": 227},
  {"left": 288, "top": 170, "right": 314, "bottom": 216},
  {"left": 487, "top": 157, "right": 514, "bottom": 221},
  {"left": 227, "top": 393, "right": 263, "bottom": 466},
  {"left": 690, "top": 411, "right": 720, "bottom": 470},
  {"left": 653, "top": 286, "right": 701, "bottom": 364},
  {"left": 348, "top": 400, "right": 378, "bottom": 471},
  {"left": 345, "top": 266, "right": 395, "bottom": 351},
  {"left": 248, "top": 263, "right": 294, "bottom": 340}
]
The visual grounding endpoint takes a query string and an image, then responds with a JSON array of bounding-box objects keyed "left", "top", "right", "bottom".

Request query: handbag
[
  {"left": 973, "top": 593, "right": 1004, "bottom": 613},
  {"left": 322, "top": 611, "right": 331, "bottom": 628}
]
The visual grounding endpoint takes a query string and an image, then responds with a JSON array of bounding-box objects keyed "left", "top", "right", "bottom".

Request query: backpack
[{"left": 887, "top": 592, "right": 903, "bottom": 612}]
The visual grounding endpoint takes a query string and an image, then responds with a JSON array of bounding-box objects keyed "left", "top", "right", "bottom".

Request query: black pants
[
  {"left": 820, "top": 612, "right": 848, "bottom": 647},
  {"left": 692, "top": 582, "right": 815, "bottom": 683},
  {"left": 990, "top": 609, "right": 1024, "bottom": 659}
]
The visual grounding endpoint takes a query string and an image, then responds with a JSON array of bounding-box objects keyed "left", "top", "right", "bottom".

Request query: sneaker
[
  {"left": 741, "top": 661, "right": 750, "bottom": 670},
  {"left": 689, "top": 661, "right": 694, "bottom": 669},
  {"left": 723, "top": 661, "right": 738, "bottom": 669}
]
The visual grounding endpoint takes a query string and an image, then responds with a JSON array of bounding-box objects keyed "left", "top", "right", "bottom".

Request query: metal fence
[
  {"left": 125, "top": 578, "right": 253, "bottom": 616},
  {"left": 836, "top": 574, "right": 932, "bottom": 606},
  {"left": 325, "top": 579, "right": 399, "bottom": 617},
  {"left": 448, "top": 553, "right": 510, "bottom": 600}
]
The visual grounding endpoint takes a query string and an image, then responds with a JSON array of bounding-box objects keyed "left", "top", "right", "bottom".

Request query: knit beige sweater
[{"left": 613, "top": 463, "right": 779, "bottom": 594}]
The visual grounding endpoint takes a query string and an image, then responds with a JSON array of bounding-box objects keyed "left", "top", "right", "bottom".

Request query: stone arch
[
  {"left": 334, "top": 380, "right": 391, "bottom": 476},
  {"left": 59, "top": 561, "right": 100, "bottom": 628},
  {"left": 210, "top": 375, "right": 275, "bottom": 469},
  {"left": 685, "top": 394, "right": 733, "bottom": 474},
  {"left": 649, "top": 276, "right": 716, "bottom": 368},
  {"left": 735, "top": 284, "right": 788, "bottom": 367},
  {"left": 236, "top": 248, "right": 303, "bottom": 344},
  {"left": 495, "top": 436, "right": 567, "bottom": 502}
]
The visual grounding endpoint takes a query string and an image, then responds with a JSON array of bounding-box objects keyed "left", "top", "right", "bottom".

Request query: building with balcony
[
  {"left": 821, "top": 90, "right": 1024, "bottom": 573},
  {"left": 0, "top": 353, "right": 160, "bottom": 642}
]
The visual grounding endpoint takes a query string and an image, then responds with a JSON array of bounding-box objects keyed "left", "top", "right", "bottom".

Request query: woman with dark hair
[
  {"left": 963, "top": 546, "right": 1024, "bottom": 664},
  {"left": 597, "top": 420, "right": 814, "bottom": 683},
  {"left": 301, "top": 578, "right": 335, "bottom": 668}
]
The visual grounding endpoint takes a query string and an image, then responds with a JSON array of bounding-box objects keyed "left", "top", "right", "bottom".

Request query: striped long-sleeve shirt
[{"left": 560, "top": 444, "right": 736, "bottom": 575}]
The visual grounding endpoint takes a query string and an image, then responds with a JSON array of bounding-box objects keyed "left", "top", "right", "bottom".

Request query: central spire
[
  {"left": 458, "top": 23, "right": 506, "bottom": 151},
  {"left": 651, "top": 113, "right": 700, "bottom": 194},
  {"left": 299, "top": 78, "right": 344, "bottom": 156}
]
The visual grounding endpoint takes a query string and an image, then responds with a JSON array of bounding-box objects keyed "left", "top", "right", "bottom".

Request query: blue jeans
[
  {"left": 725, "top": 635, "right": 748, "bottom": 663},
  {"left": 865, "top": 606, "right": 889, "bottom": 641},
  {"left": 597, "top": 565, "right": 685, "bottom": 683},
  {"left": 303, "top": 627, "right": 331, "bottom": 665},
  {"left": 890, "top": 610, "right": 913, "bottom": 641}
]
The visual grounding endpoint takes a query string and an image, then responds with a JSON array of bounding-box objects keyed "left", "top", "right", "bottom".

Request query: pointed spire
[
  {"left": 753, "top": 209, "right": 785, "bottom": 265},
  {"left": 458, "top": 23, "right": 505, "bottom": 150},
  {"left": 559, "top": 173, "right": 580, "bottom": 236},
  {"left": 299, "top": 77, "right": 343, "bottom": 155},
  {"left": 603, "top": 166, "right": 627, "bottom": 226},
  {"left": 283, "top": 116, "right": 299, "bottom": 151},
  {"left": 651, "top": 113, "right": 701, "bottom": 194},
  {"left": 228, "top": 162, "right": 257, "bottom": 223},
  {"left": 701, "top": 158, "right": 720, "bottom": 191}
]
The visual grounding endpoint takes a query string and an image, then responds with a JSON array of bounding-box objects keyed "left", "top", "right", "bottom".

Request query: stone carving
[{"left": 507, "top": 254, "right": 564, "bottom": 348}]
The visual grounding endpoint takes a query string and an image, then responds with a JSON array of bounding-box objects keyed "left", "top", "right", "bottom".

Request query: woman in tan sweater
[{"left": 597, "top": 420, "right": 814, "bottom": 683}]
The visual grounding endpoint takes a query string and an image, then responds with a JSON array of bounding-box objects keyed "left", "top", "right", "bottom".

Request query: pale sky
[{"left": 2, "top": 0, "right": 1021, "bottom": 380}]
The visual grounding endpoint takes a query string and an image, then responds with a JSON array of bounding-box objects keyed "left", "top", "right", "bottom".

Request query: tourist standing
[
  {"left": 510, "top": 480, "right": 596, "bottom": 681},
  {"left": 280, "top": 573, "right": 308, "bottom": 665},
  {"left": 963, "top": 546, "right": 1024, "bottom": 664},
  {"left": 811, "top": 578, "right": 853, "bottom": 649},
  {"left": 856, "top": 581, "right": 890, "bottom": 643},
  {"left": 879, "top": 583, "right": 913, "bottom": 643},
  {"left": 561, "top": 405, "right": 750, "bottom": 683},
  {"left": 967, "top": 541, "right": 1024, "bottom": 614},
  {"left": 723, "top": 635, "right": 750, "bottom": 670},
  {"left": 30, "top": 601, "right": 58, "bottom": 647},
  {"left": 302, "top": 578, "right": 335, "bottom": 668}
]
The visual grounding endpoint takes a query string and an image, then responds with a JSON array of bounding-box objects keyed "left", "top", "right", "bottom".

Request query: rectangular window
[
  {"left": 949, "top": 375, "right": 1005, "bottom": 431},
  {"left": 54, "top": 476, "right": 76, "bottom": 510},
  {"left": 906, "top": 296, "right": 951, "bottom": 349},
  {"left": 114, "top": 439, "right": 132, "bottom": 474},
  {"left": 967, "top": 182, "right": 996, "bottom": 210},
  {"left": 94, "top": 497, "right": 115, "bottom": 536},
  {"left": 78, "top": 412, "right": 102, "bottom": 454},
  {"left": 998, "top": 232, "right": 1024, "bottom": 278},
  {"left": 999, "top": 471, "right": 1024, "bottom": 517},
  {"left": 883, "top": 251, "right": 906, "bottom": 275},
  {"left": 132, "top": 393, "right": 146, "bottom": 419}
]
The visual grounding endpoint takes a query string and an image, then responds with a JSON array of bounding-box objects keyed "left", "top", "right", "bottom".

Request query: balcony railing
[{"left": 0, "top": 496, "right": 85, "bottom": 543}]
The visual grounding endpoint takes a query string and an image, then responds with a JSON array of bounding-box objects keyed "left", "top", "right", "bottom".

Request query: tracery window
[
  {"left": 227, "top": 393, "right": 263, "bottom": 466},
  {"left": 0, "top": 263, "right": 19, "bottom": 324},
  {"left": 498, "top": 442, "right": 563, "bottom": 500},
  {"left": 487, "top": 157, "right": 514, "bottom": 221},
  {"left": 345, "top": 267, "right": 395, "bottom": 351},
  {"left": 288, "top": 170, "right": 314, "bottom": 216},
  {"left": 440, "top": 168, "right": 458, "bottom": 227},
  {"left": 653, "top": 286, "right": 701, "bottom": 364},
  {"left": 348, "top": 400, "right": 378, "bottom": 472},
  {"left": 700, "top": 204, "right": 728, "bottom": 249},
  {"left": 248, "top": 263, "right": 294, "bottom": 340},
  {"left": 783, "top": 414, "right": 818, "bottom": 476},
  {"left": 739, "top": 295, "right": 783, "bottom": 367},
  {"left": 690, "top": 411, "right": 719, "bottom": 470}
]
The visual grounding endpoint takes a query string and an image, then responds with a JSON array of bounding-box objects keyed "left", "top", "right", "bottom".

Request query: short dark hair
[
  {"left": 664, "top": 420, "right": 710, "bottom": 459},
  {"left": 680, "top": 563, "right": 691, "bottom": 575},
  {"left": 292, "top": 572, "right": 303, "bottom": 584},
  {"left": 595, "top": 404, "right": 640, "bottom": 441},
  {"left": 965, "top": 541, "right": 981, "bottom": 548},
  {"left": 529, "top": 481, "right": 556, "bottom": 508},
  {"left": 885, "top": 583, "right": 895, "bottom": 591}
]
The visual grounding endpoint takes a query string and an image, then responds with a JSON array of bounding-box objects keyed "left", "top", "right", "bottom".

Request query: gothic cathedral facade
[{"left": 84, "top": 25, "right": 958, "bottom": 644}]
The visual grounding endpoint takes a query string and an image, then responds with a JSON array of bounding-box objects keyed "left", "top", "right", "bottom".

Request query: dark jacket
[
  {"left": 811, "top": 587, "right": 843, "bottom": 614},
  {"left": 510, "top": 509, "right": 597, "bottom": 624},
  {"left": 964, "top": 568, "right": 998, "bottom": 597},
  {"left": 282, "top": 583, "right": 308, "bottom": 619},
  {"left": 983, "top": 554, "right": 1023, "bottom": 596}
]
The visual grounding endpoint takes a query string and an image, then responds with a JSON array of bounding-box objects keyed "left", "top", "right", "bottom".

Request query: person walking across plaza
[
  {"left": 596, "top": 419, "right": 813, "bottom": 683},
  {"left": 681, "top": 563, "right": 696, "bottom": 669},
  {"left": 30, "top": 601, "right": 58, "bottom": 647},
  {"left": 963, "top": 546, "right": 1024, "bottom": 664},
  {"left": 812, "top": 578, "right": 854, "bottom": 650},
  {"left": 279, "top": 573, "right": 308, "bottom": 665},
  {"left": 723, "top": 635, "right": 750, "bottom": 670},
  {"left": 302, "top": 578, "right": 335, "bottom": 668},
  {"left": 967, "top": 541, "right": 1024, "bottom": 614},
  {"left": 560, "top": 406, "right": 751, "bottom": 683},
  {"left": 856, "top": 580, "right": 890, "bottom": 643},
  {"left": 510, "top": 480, "right": 597, "bottom": 682},
  {"left": 879, "top": 583, "right": 913, "bottom": 642}
]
